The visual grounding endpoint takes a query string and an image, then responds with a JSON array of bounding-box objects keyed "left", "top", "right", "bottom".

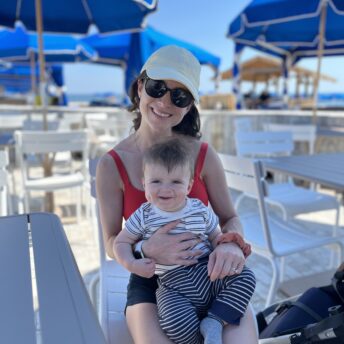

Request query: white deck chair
[
  {"left": 234, "top": 117, "right": 254, "bottom": 133},
  {"left": 218, "top": 153, "right": 344, "bottom": 307},
  {"left": 88, "top": 158, "right": 134, "bottom": 344},
  {"left": 234, "top": 131, "right": 340, "bottom": 230},
  {"left": 86, "top": 118, "right": 131, "bottom": 158},
  {"left": 22, "top": 118, "right": 72, "bottom": 168},
  {"left": 263, "top": 123, "right": 316, "bottom": 155},
  {"left": 14, "top": 130, "right": 89, "bottom": 223}
]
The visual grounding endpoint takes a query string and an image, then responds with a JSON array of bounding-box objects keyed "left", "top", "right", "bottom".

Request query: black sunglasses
[{"left": 144, "top": 77, "right": 194, "bottom": 108}]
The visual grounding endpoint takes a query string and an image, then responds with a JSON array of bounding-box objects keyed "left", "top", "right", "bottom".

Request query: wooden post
[
  {"left": 35, "top": 0, "right": 54, "bottom": 212},
  {"left": 312, "top": 3, "right": 327, "bottom": 124}
]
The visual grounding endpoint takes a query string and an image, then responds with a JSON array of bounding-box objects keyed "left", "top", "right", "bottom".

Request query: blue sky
[{"left": 64, "top": 0, "right": 344, "bottom": 96}]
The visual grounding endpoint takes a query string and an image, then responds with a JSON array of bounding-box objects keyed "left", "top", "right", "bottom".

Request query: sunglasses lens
[
  {"left": 144, "top": 77, "right": 193, "bottom": 108},
  {"left": 171, "top": 89, "right": 193, "bottom": 108},
  {"left": 145, "top": 79, "right": 167, "bottom": 98}
]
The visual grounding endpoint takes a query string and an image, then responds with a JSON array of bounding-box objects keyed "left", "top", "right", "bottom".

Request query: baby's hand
[{"left": 130, "top": 258, "right": 155, "bottom": 278}]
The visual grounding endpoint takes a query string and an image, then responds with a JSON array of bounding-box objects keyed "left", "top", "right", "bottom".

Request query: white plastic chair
[
  {"left": 22, "top": 118, "right": 73, "bottom": 169},
  {"left": 263, "top": 123, "right": 316, "bottom": 154},
  {"left": 88, "top": 158, "right": 134, "bottom": 344},
  {"left": 15, "top": 130, "right": 89, "bottom": 223},
  {"left": 234, "top": 117, "right": 254, "bottom": 133},
  {"left": 86, "top": 117, "right": 131, "bottom": 157},
  {"left": 234, "top": 131, "right": 340, "bottom": 229},
  {"left": 218, "top": 153, "right": 344, "bottom": 307}
]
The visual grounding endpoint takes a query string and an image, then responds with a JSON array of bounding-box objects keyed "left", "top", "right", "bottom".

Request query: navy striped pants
[{"left": 156, "top": 259, "right": 256, "bottom": 344}]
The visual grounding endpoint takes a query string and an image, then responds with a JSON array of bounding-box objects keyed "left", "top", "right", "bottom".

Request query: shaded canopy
[
  {"left": 0, "top": 64, "right": 63, "bottom": 94},
  {"left": 0, "top": 25, "right": 97, "bottom": 63},
  {"left": 220, "top": 56, "right": 336, "bottom": 83},
  {"left": 228, "top": 0, "right": 344, "bottom": 62},
  {"left": 82, "top": 26, "right": 221, "bottom": 92},
  {"left": 0, "top": 0, "right": 157, "bottom": 34}
]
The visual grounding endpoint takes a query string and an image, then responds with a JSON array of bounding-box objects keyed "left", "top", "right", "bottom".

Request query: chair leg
[
  {"left": 329, "top": 205, "right": 340, "bottom": 268},
  {"left": 87, "top": 271, "right": 100, "bottom": 310},
  {"left": 24, "top": 192, "right": 30, "bottom": 213},
  {"left": 76, "top": 186, "right": 82, "bottom": 225},
  {"left": 265, "top": 258, "right": 280, "bottom": 308}
]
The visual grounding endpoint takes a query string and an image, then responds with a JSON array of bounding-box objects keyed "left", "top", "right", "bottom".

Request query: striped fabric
[
  {"left": 125, "top": 198, "right": 219, "bottom": 275},
  {"left": 157, "top": 260, "right": 256, "bottom": 344}
]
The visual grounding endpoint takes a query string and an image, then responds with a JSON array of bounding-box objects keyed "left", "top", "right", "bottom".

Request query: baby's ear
[{"left": 141, "top": 178, "right": 145, "bottom": 189}]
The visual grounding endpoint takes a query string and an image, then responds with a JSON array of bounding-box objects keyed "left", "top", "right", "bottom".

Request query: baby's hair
[{"left": 143, "top": 138, "right": 194, "bottom": 177}]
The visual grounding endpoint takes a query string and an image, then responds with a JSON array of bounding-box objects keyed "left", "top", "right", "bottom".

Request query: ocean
[{"left": 68, "top": 92, "right": 344, "bottom": 109}]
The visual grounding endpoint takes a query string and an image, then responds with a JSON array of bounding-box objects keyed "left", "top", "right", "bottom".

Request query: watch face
[{"left": 134, "top": 250, "right": 142, "bottom": 259}]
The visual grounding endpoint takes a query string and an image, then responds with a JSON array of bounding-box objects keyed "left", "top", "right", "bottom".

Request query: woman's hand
[
  {"left": 142, "top": 220, "right": 203, "bottom": 266},
  {"left": 207, "top": 242, "right": 245, "bottom": 281}
]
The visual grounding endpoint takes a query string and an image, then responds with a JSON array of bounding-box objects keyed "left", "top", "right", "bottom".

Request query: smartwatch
[{"left": 134, "top": 240, "right": 145, "bottom": 259}]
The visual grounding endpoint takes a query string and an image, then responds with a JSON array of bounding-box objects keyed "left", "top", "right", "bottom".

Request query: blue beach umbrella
[
  {"left": 0, "top": 0, "right": 157, "bottom": 107},
  {"left": 0, "top": 26, "right": 97, "bottom": 63},
  {"left": 0, "top": 64, "right": 65, "bottom": 102},
  {"left": 0, "top": 0, "right": 157, "bottom": 34},
  {"left": 228, "top": 0, "right": 344, "bottom": 113},
  {"left": 229, "top": 0, "right": 344, "bottom": 60},
  {"left": 0, "top": 64, "right": 36, "bottom": 93}
]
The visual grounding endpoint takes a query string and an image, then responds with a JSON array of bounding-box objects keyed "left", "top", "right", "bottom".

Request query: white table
[
  {"left": 263, "top": 153, "right": 344, "bottom": 192},
  {"left": 0, "top": 213, "right": 106, "bottom": 344}
]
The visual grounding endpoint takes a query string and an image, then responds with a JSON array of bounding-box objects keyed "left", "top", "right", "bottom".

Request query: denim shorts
[{"left": 126, "top": 273, "right": 159, "bottom": 307}]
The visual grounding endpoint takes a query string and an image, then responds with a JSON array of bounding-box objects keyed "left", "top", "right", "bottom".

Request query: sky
[{"left": 64, "top": 0, "right": 344, "bottom": 97}]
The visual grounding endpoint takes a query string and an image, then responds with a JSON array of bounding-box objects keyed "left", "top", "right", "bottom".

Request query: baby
[{"left": 114, "top": 137, "right": 256, "bottom": 344}]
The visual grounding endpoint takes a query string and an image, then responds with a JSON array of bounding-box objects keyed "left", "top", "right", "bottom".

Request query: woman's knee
[{"left": 126, "top": 303, "right": 173, "bottom": 344}]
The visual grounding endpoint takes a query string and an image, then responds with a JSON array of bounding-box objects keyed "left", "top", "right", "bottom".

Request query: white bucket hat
[{"left": 140, "top": 45, "right": 201, "bottom": 103}]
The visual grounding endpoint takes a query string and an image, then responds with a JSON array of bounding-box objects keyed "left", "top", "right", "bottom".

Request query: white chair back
[
  {"left": 218, "top": 153, "right": 344, "bottom": 306},
  {"left": 14, "top": 130, "right": 89, "bottom": 221},
  {"left": 0, "top": 115, "right": 25, "bottom": 131},
  {"left": 23, "top": 119, "right": 60, "bottom": 131},
  {"left": 234, "top": 117, "right": 253, "bottom": 133},
  {"left": 218, "top": 154, "right": 273, "bottom": 252},
  {"left": 85, "top": 112, "right": 108, "bottom": 121},
  {"left": 86, "top": 118, "right": 130, "bottom": 140},
  {"left": 16, "top": 130, "right": 89, "bottom": 155},
  {"left": 235, "top": 131, "right": 294, "bottom": 158},
  {"left": 263, "top": 123, "right": 316, "bottom": 154},
  {"left": 88, "top": 158, "right": 133, "bottom": 344}
]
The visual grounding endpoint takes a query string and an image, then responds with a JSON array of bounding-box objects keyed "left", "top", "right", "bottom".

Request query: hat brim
[{"left": 146, "top": 67, "right": 199, "bottom": 103}]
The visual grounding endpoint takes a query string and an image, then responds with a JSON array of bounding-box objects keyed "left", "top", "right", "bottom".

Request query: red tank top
[{"left": 108, "top": 142, "right": 209, "bottom": 220}]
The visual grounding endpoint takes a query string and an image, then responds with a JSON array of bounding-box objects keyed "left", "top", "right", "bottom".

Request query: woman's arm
[{"left": 96, "top": 153, "right": 124, "bottom": 259}]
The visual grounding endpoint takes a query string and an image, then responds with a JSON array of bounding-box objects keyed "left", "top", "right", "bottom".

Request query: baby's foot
[{"left": 200, "top": 317, "right": 223, "bottom": 344}]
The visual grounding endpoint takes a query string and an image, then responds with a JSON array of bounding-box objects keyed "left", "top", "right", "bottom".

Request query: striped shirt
[{"left": 125, "top": 198, "right": 219, "bottom": 275}]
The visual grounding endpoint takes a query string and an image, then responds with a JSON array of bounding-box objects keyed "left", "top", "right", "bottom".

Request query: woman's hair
[
  {"left": 128, "top": 71, "right": 201, "bottom": 139},
  {"left": 143, "top": 137, "right": 194, "bottom": 177}
]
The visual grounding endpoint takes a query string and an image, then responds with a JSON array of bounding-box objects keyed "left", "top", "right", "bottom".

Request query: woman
[{"left": 96, "top": 45, "right": 258, "bottom": 344}]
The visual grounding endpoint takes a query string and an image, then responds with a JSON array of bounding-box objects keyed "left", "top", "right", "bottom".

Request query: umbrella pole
[
  {"left": 312, "top": 3, "right": 327, "bottom": 124},
  {"left": 29, "top": 51, "right": 37, "bottom": 106},
  {"left": 35, "top": 0, "right": 54, "bottom": 212}
]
